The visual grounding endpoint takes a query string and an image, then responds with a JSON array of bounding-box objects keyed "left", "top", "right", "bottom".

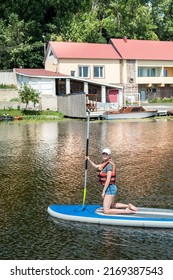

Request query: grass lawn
[{"left": 0, "top": 109, "right": 64, "bottom": 121}]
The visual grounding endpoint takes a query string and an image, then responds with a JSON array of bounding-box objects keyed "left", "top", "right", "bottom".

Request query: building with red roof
[
  {"left": 14, "top": 38, "right": 173, "bottom": 115},
  {"left": 44, "top": 41, "right": 121, "bottom": 85},
  {"left": 15, "top": 65, "right": 123, "bottom": 116},
  {"left": 110, "top": 38, "right": 173, "bottom": 101},
  {"left": 44, "top": 39, "right": 173, "bottom": 102},
  {"left": 48, "top": 41, "right": 120, "bottom": 60},
  {"left": 110, "top": 38, "right": 173, "bottom": 60}
]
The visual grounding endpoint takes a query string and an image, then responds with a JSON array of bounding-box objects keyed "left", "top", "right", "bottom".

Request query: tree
[
  {"left": 0, "top": 0, "right": 173, "bottom": 69},
  {"left": 149, "top": 0, "right": 173, "bottom": 40},
  {"left": 112, "top": 0, "right": 158, "bottom": 40},
  {"left": 61, "top": 0, "right": 159, "bottom": 42},
  {"left": 64, "top": 11, "right": 107, "bottom": 43},
  {"left": 0, "top": 13, "right": 44, "bottom": 69},
  {"left": 19, "top": 84, "right": 40, "bottom": 109}
]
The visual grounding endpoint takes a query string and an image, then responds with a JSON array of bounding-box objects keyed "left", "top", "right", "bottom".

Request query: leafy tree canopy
[{"left": 0, "top": 0, "right": 173, "bottom": 69}]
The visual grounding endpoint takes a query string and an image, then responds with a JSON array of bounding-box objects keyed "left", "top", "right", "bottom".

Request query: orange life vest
[{"left": 98, "top": 159, "right": 116, "bottom": 185}]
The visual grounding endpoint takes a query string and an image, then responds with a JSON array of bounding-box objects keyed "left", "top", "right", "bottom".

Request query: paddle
[{"left": 82, "top": 109, "right": 90, "bottom": 210}]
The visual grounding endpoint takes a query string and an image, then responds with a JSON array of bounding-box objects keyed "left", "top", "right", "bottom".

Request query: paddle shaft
[{"left": 82, "top": 110, "right": 90, "bottom": 208}]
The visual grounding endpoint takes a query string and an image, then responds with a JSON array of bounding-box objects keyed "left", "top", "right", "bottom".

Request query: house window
[
  {"left": 79, "top": 66, "right": 89, "bottom": 78},
  {"left": 138, "top": 67, "right": 162, "bottom": 77},
  {"left": 138, "top": 67, "right": 143, "bottom": 77},
  {"left": 71, "top": 70, "right": 75, "bottom": 77},
  {"left": 164, "top": 69, "right": 168, "bottom": 77},
  {"left": 147, "top": 68, "right": 155, "bottom": 77},
  {"left": 94, "top": 66, "right": 104, "bottom": 78},
  {"left": 49, "top": 50, "right": 53, "bottom": 56}
]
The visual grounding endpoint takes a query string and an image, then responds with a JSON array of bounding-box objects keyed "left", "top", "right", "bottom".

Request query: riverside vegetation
[
  {"left": 0, "top": 85, "right": 172, "bottom": 122},
  {"left": 0, "top": 109, "right": 64, "bottom": 122},
  {"left": 0, "top": 84, "right": 64, "bottom": 122}
]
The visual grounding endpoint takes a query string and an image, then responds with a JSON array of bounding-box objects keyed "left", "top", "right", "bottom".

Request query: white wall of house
[
  {"left": 137, "top": 60, "right": 173, "bottom": 67},
  {"left": 45, "top": 57, "right": 120, "bottom": 84},
  {"left": 60, "top": 59, "right": 120, "bottom": 84},
  {"left": 16, "top": 75, "right": 56, "bottom": 96},
  {"left": 121, "top": 60, "right": 127, "bottom": 84},
  {"left": 44, "top": 48, "right": 58, "bottom": 72}
]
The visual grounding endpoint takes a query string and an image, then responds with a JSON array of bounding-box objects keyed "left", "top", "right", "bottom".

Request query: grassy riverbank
[
  {"left": 0, "top": 109, "right": 64, "bottom": 121},
  {"left": 0, "top": 109, "right": 173, "bottom": 123}
]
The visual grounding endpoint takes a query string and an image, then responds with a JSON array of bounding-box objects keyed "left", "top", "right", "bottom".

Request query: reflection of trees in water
[{"left": 0, "top": 120, "right": 173, "bottom": 259}]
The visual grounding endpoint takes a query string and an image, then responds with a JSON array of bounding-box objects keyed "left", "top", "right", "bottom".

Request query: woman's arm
[{"left": 87, "top": 156, "right": 100, "bottom": 169}]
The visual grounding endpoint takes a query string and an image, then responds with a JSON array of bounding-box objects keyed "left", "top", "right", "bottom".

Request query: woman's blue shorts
[{"left": 105, "top": 184, "right": 117, "bottom": 195}]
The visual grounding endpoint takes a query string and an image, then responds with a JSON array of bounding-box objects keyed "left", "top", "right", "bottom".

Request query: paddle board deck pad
[{"left": 47, "top": 204, "right": 173, "bottom": 228}]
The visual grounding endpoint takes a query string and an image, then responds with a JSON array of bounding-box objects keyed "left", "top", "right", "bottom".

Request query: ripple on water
[{"left": 0, "top": 120, "right": 173, "bottom": 259}]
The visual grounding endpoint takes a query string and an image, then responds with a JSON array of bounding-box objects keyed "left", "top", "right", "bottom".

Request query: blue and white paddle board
[{"left": 48, "top": 204, "right": 173, "bottom": 228}]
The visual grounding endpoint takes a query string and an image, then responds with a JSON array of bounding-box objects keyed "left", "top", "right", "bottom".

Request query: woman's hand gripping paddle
[{"left": 82, "top": 110, "right": 90, "bottom": 210}]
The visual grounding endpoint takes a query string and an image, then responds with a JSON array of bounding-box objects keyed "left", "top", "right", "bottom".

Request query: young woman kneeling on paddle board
[{"left": 87, "top": 148, "right": 138, "bottom": 215}]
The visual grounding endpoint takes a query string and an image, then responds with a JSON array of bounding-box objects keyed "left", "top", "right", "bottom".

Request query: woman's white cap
[{"left": 102, "top": 148, "right": 111, "bottom": 155}]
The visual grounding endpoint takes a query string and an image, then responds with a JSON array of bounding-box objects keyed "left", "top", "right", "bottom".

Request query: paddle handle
[
  {"left": 85, "top": 138, "right": 89, "bottom": 169},
  {"left": 82, "top": 110, "right": 90, "bottom": 208},
  {"left": 85, "top": 110, "right": 90, "bottom": 172}
]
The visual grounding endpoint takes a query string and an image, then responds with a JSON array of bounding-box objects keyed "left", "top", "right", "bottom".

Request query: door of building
[{"left": 108, "top": 89, "right": 118, "bottom": 102}]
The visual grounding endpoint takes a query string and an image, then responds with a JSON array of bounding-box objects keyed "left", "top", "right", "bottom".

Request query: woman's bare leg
[
  {"left": 115, "top": 202, "right": 129, "bottom": 208},
  {"left": 111, "top": 202, "right": 138, "bottom": 211},
  {"left": 103, "top": 195, "right": 136, "bottom": 215}
]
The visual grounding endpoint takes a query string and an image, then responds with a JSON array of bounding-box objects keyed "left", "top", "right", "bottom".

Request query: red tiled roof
[
  {"left": 49, "top": 41, "right": 121, "bottom": 59},
  {"left": 15, "top": 68, "right": 68, "bottom": 77},
  {"left": 110, "top": 38, "right": 173, "bottom": 60}
]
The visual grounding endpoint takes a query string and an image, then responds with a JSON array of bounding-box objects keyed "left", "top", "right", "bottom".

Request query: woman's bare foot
[
  {"left": 126, "top": 208, "right": 137, "bottom": 214},
  {"left": 128, "top": 203, "right": 138, "bottom": 211}
]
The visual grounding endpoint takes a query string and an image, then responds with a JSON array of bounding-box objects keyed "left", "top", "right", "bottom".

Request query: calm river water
[{"left": 0, "top": 119, "right": 173, "bottom": 260}]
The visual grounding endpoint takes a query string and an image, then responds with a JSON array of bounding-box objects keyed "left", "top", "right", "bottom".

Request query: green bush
[
  {"left": 0, "top": 84, "right": 17, "bottom": 89},
  {"left": 19, "top": 84, "right": 40, "bottom": 109},
  {"left": 149, "top": 97, "right": 173, "bottom": 103}
]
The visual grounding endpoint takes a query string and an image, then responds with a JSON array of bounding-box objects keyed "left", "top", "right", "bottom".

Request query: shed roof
[
  {"left": 15, "top": 68, "right": 122, "bottom": 89},
  {"left": 110, "top": 38, "right": 173, "bottom": 60},
  {"left": 15, "top": 68, "right": 68, "bottom": 77},
  {"left": 49, "top": 41, "right": 121, "bottom": 59}
]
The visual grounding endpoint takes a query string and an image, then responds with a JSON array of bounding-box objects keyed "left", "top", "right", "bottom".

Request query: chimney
[{"left": 123, "top": 36, "right": 127, "bottom": 43}]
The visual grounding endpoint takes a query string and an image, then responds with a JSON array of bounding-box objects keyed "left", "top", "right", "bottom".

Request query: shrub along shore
[
  {"left": 0, "top": 109, "right": 64, "bottom": 122},
  {"left": 0, "top": 108, "right": 173, "bottom": 123}
]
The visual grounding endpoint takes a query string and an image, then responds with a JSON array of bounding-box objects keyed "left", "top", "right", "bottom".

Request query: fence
[
  {"left": 0, "top": 89, "right": 19, "bottom": 109},
  {"left": 57, "top": 93, "right": 86, "bottom": 118},
  {"left": 0, "top": 70, "right": 17, "bottom": 85}
]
